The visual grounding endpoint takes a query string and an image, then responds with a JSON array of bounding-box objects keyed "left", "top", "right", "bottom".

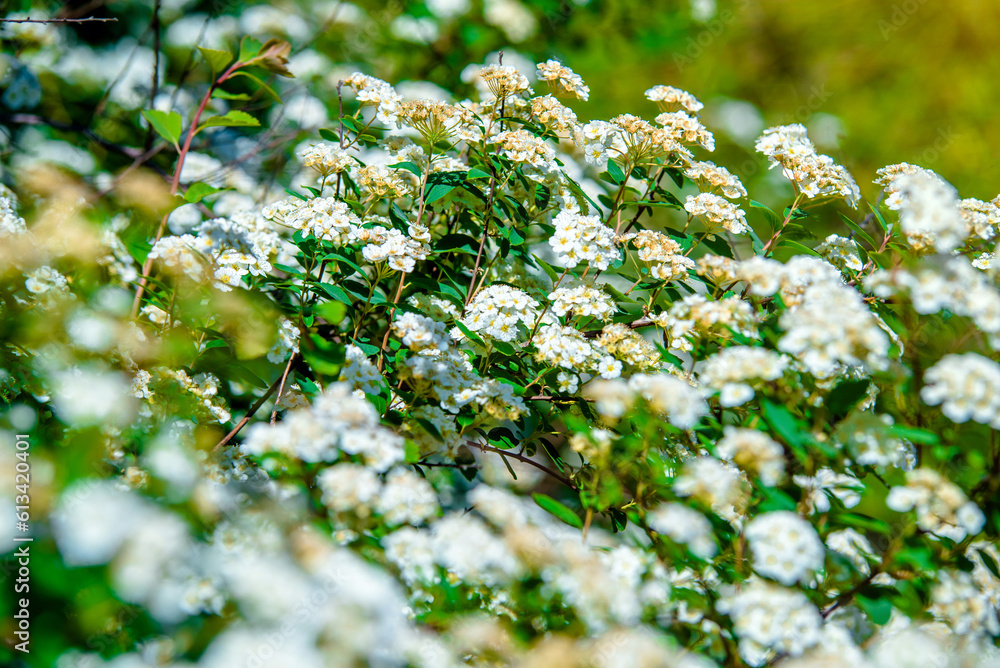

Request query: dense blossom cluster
[
  {"left": 548, "top": 209, "right": 620, "bottom": 270},
  {"left": 755, "top": 123, "right": 861, "bottom": 206},
  {"left": 5, "top": 38, "right": 1000, "bottom": 668}
]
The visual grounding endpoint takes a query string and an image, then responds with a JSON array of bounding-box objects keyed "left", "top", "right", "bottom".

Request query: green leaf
[
  {"left": 302, "top": 334, "right": 345, "bottom": 376},
  {"left": 435, "top": 234, "right": 481, "bottom": 255},
  {"left": 746, "top": 223, "right": 766, "bottom": 255},
  {"left": 665, "top": 167, "right": 685, "bottom": 189},
  {"left": 979, "top": 549, "right": 1000, "bottom": 580},
  {"left": 857, "top": 594, "right": 893, "bottom": 625},
  {"left": 839, "top": 213, "right": 878, "bottom": 250},
  {"left": 761, "top": 399, "right": 807, "bottom": 449},
  {"left": 245, "top": 39, "right": 293, "bottom": 78},
  {"left": 835, "top": 512, "right": 890, "bottom": 534},
  {"left": 141, "top": 109, "right": 182, "bottom": 147},
  {"left": 868, "top": 202, "right": 890, "bottom": 234},
  {"left": 750, "top": 199, "right": 783, "bottom": 232},
  {"left": 351, "top": 339, "right": 380, "bottom": 356},
  {"left": 564, "top": 176, "right": 602, "bottom": 213},
  {"left": 776, "top": 239, "right": 820, "bottom": 257},
  {"left": 887, "top": 425, "right": 939, "bottom": 445},
  {"left": 608, "top": 508, "right": 628, "bottom": 533},
  {"left": 319, "top": 128, "right": 340, "bottom": 142},
  {"left": 212, "top": 89, "right": 251, "bottom": 101},
  {"left": 895, "top": 546, "right": 936, "bottom": 573},
  {"left": 315, "top": 301, "right": 347, "bottom": 324},
  {"left": 826, "top": 378, "right": 871, "bottom": 417},
  {"left": 606, "top": 159, "right": 626, "bottom": 185},
  {"left": 198, "top": 46, "right": 233, "bottom": 75},
  {"left": 467, "top": 168, "right": 491, "bottom": 179},
  {"left": 238, "top": 36, "right": 262, "bottom": 62},
  {"left": 183, "top": 182, "right": 223, "bottom": 203},
  {"left": 404, "top": 440, "right": 420, "bottom": 464},
  {"left": 317, "top": 282, "right": 354, "bottom": 306},
  {"left": 430, "top": 171, "right": 468, "bottom": 186},
  {"left": 533, "top": 493, "right": 583, "bottom": 529},
  {"left": 756, "top": 485, "right": 797, "bottom": 512},
  {"left": 536, "top": 258, "right": 561, "bottom": 283},
  {"left": 453, "top": 321, "right": 484, "bottom": 345},
  {"left": 423, "top": 183, "right": 457, "bottom": 205},
  {"left": 227, "top": 71, "right": 283, "bottom": 103},
  {"left": 389, "top": 161, "right": 422, "bottom": 177},
  {"left": 198, "top": 110, "right": 260, "bottom": 131}
]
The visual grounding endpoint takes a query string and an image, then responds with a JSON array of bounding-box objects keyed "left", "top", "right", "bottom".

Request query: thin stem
[
  {"left": 0, "top": 16, "right": 117, "bottom": 23},
  {"left": 466, "top": 154, "right": 500, "bottom": 308},
  {"left": 170, "top": 61, "right": 241, "bottom": 196},
  {"left": 270, "top": 353, "right": 298, "bottom": 424},
  {"left": 377, "top": 273, "right": 406, "bottom": 372},
  {"left": 760, "top": 192, "right": 805, "bottom": 257},
  {"left": 134, "top": 60, "right": 243, "bottom": 317},
  {"left": 624, "top": 275, "right": 644, "bottom": 296},
  {"left": 527, "top": 267, "right": 571, "bottom": 340},
  {"left": 145, "top": 0, "right": 161, "bottom": 153},
  {"left": 130, "top": 212, "right": 170, "bottom": 318},
  {"left": 214, "top": 371, "right": 287, "bottom": 450},
  {"left": 470, "top": 440, "right": 578, "bottom": 491}
]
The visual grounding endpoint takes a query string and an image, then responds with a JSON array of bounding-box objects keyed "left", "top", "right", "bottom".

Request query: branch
[
  {"left": 0, "top": 113, "right": 144, "bottom": 159},
  {"left": 469, "top": 440, "right": 578, "bottom": 491},
  {"left": 213, "top": 372, "right": 287, "bottom": 451},
  {"left": 270, "top": 352, "right": 298, "bottom": 424},
  {"left": 0, "top": 17, "right": 118, "bottom": 23}
]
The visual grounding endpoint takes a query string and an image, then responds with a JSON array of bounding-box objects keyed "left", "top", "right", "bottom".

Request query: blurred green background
[
  {"left": 364, "top": 0, "right": 1000, "bottom": 202},
  {"left": 8, "top": 0, "right": 999, "bottom": 202}
]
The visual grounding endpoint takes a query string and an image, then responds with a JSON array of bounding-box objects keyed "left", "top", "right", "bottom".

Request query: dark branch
[
  {"left": 0, "top": 17, "right": 118, "bottom": 23},
  {"left": 469, "top": 440, "right": 578, "bottom": 491}
]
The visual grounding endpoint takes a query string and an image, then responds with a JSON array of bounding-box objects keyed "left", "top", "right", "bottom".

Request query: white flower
[
  {"left": 745, "top": 511, "right": 824, "bottom": 585},
  {"left": 648, "top": 503, "right": 717, "bottom": 558},
  {"left": 718, "top": 580, "right": 823, "bottom": 665},
  {"left": 51, "top": 366, "right": 135, "bottom": 427},
  {"left": 684, "top": 192, "right": 748, "bottom": 234},
  {"left": 716, "top": 427, "right": 785, "bottom": 486},
  {"left": 462, "top": 284, "right": 539, "bottom": 342},
  {"left": 793, "top": 468, "right": 863, "bottom": 513},
  {"left": 548, "top": 209, "right": 620, "bottom": 270},
  {"left": 921, "top": 353, "right": 1000, "bottom": 428},
  {"left": 376, "top": 469, "right": 439, "bottom": 526},
  {"left": 886, "top": 468, "right": 985, "bottom": 541},
  {"left": 318, "top": 463, "right": 382, "bottom": 515},
  {"left": 597, "top": 356, "right": 623, "bottom": 379}
]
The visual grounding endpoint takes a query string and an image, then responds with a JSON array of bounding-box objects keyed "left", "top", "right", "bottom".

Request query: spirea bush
[{"left": 2, "top": 26, "right": 1000, "bottom": 668}]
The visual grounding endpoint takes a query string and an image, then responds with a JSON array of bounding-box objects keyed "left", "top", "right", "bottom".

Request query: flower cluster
[
  {"left": 921, "top": 353, "right": 1000, "bottom": 428},
  {"left": 297, "top": 142, "right": 356, "bottom": 177},
  {"left": 548, "top": 284, "right": 616, "bottom": 320},
  {"left": 461, "top": 284, "right": 540, "bottom": 342},
  {"left": 755, "top": 124, "right": 861, "bottom": 206},
  {"left": 627, "top": 229, "right": 695, "bottom": 280},
  {"left": 537, "top": 59, "right": 590, "bottom": 100},
  {"left": 684, "top": 192, "right": 749, "bottom": 234},
  {"left": 698, "top": 346, "right": 789, "bottom": 407},
  {"left": 12, "top": 42, "right": 1000, "bottom": 668},
  {"left": 887, "top": 468, "right": 986, "bottom": 541},
  {"left": 745, "top": 511, "right": 825, "bottom": 585},
  {"left": 549, "top": 209, "right": 621, "bottom": 270}
]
